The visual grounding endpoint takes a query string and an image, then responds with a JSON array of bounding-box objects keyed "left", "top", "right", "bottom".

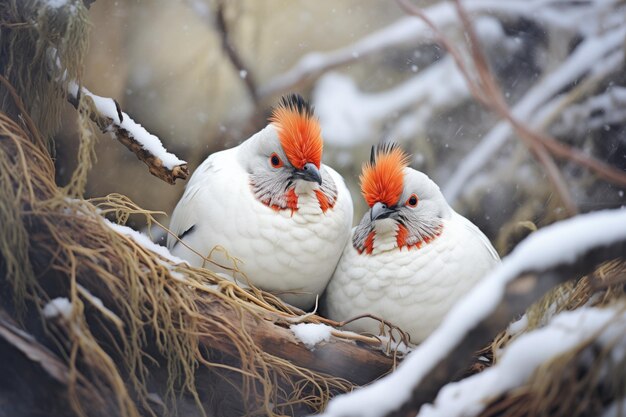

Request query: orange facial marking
[
  {"left": 396, "top": 224, "right": 409, "bottom": 248},
  {"left": 270, "top": 103, "right": 323, "bottom": 170},
  {"left": 360, "top": 146, "right": 410, "bottom": 208},
  {"left": 395, "top": 224, "right": 444, "bottom": 251},
  {"left": 285, "top": 188, "right": 298, "bottom": 215},
  {"left": 314, "top": 189, "right": 334, "bottom": 213},
  {"left": 266, "top": 188, "right": 298, "bottom": 215},
  {"left": 363, "top": 231, "right": 375, "bottom": 255}
]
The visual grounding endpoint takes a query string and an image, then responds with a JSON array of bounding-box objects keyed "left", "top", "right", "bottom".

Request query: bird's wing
[
  {"left": 455, "top": 212, "right": 500, "bottom": 262},
  {"left": 167, "top": 154, "right": 220, "bottom": 249}
]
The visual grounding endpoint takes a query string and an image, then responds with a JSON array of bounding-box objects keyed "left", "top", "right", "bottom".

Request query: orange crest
[
  {"left": 270, "top": 94, "right": 323, "bottom": 170},
  {"left": 360, "top": 143, "right": 410, "bottom": 207}
]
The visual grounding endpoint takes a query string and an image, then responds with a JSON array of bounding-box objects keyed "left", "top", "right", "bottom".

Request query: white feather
[{"left": 168, "top": 126, "right": 353, "bottom": 309}]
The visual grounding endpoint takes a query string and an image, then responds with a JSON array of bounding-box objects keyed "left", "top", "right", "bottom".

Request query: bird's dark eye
[
  {"left": 406, "top": 194, "right": 418, "bottom": 207},
  {"left": 270, "top": 153, "right": 283, "bottom": 168}
]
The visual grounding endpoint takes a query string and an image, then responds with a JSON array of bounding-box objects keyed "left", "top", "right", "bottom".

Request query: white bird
[
  {"left": 323, "top": 143, "right": 499, "bottom": 342},
  {"left": 167, "top": 94, "right": 353, "bottom": 310}
]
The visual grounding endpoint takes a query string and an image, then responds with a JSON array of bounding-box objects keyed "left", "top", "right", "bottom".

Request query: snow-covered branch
[
  {"left": 313, "top": 55, "right": 468, "bottom": 148},
  {"left": 553, "top": 86, "right": 626, "bottom": 138},
  {"left": 313, "top": 15, "right": 520, "bottom": 148},
  {"left": 444, "top": 24, "right": 626, "bottom": 203},
  {"left": 418, "top": 306, "right": 626, "bottom": 417},
  {"left": 67, "top": 83, "right": 189, "bottom": 185},
  {"left": 260, "top": 0, "right": 614, "bottom": 99},
  {"left": 319, "top": 208, "right": 626, "bottom": 417}
]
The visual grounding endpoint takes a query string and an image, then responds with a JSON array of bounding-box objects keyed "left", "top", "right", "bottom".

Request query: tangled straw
[{"left": 0, "top": 80, "right": 354, "bottom": 416}]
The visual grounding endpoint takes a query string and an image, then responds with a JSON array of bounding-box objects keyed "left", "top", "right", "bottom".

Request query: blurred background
[{"left": 54, "top": 0, "right": 626, "bottom": 254}]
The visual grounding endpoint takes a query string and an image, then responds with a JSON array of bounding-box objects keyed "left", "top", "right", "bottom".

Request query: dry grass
[{"left": 0, "top": 79, "right": 354, "bottom": 416}]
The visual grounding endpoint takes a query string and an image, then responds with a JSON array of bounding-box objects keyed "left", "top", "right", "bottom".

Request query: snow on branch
[
  {"left": 553, "top": 86, "right": 626, "bottom": 137},
  {"left": 443, "top": 25, "right": 626, "bottom": 203},
  {"left": 418, "top": 306, "right": 626, "bottom": 417},
  {"left": 313, "top": 56, "right": 468, "bottom": 148},
  {"left": 259, "top": 0, "right": 616, "bottom": 99},
  {"left": 319, "top": 208, "right": 626, "bottom": 417},
  {"left": 67, "top": 82, "right": 189, "bottom": 185},
  {"left": 313, "top": 15, "right": 518, "bottom": 148},
  {"left": 395, "top": 0, "right": 626, "bottom": 215}
]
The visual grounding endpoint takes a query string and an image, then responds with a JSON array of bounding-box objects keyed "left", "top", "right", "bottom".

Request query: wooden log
[{"left": 199, "top": 302, "right": 395, "bottom": 386}]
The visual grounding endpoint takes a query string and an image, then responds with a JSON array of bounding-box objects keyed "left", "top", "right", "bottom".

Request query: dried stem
[
  {"left": 398, "top": 0, "right": 626, "bottom": 214},
  {"left": 396, "top": 0, "right": 578, "bottom": 215},
  {"left": 0, "top": 74, "right": 45, "bottom": 149},
  {"left": 214, "top": 1, "right": 259, "bottom": 104}
]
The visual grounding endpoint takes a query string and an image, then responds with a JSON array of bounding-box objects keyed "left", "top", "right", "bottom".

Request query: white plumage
[
  {"left": 168, "top": 96, "right": 353, "bottom": 310},
  {"left": 323, "top": 144, "right": 498, "bottom": 342}
]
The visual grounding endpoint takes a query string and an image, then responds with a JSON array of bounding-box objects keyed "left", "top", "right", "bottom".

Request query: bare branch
[
  {"left": 395, "top": 0, "right": 485, "bottom": 105},
  {"left": 397, "top": 0, "right": 577, "bottom": 214},
  {"left": 67, "top": 84, "right": 189, "bottom": 185},
  {"left": 214, "top": 1, "right": 259, "bottom": 104},
  {"left": 451, "top": 0, "right": 578, "bottom": 215},
  {"left": 397, "top": 0, "right": 626, "bottom": 215},
  {"left": 183, "top": 0, "right": 259, "bottom": 104},
  {"left": 444, "top": 47, "right": 624, "bottom": 202},
  {"left": 453, "top": 0, "right": 626, "bottom": 190}
]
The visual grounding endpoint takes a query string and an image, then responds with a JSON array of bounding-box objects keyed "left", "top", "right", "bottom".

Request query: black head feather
[
  {"left": 277, "top": 93, "right": 314, "bottom": 117},
  {"left": 370, "top": 141, "right": 402, "bottom": 165}
]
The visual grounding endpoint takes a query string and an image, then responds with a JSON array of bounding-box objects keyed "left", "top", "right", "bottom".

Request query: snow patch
[
  {"left": 290, "top": 323, "right": 332, "bottom": 350},
  {"left": 104, "top": 220, "right": 188, "bottom": 265},
  {"left": 507, "top": 314, "right": 528, "bottom": 335},
  {"left": 43, "top": 297, "right": 73, "bottom": 319},
  {"left": 376, "top": 336, "right": 413, "bottom": 355},
  {"left": 45, "top": 0, "right": 68, "bottom": 8}
]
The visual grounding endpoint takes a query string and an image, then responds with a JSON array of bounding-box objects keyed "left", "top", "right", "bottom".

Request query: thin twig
[
  {"left": 399, "top": 0, "right": 626, "bottom": 214},
  {"left": 395, "top": 0, "right": 486, "bottom": 105},
  {"left": 451, "top": 0, "right": 578, "bottom": 214},
  {"left": 214, "top": 1, "right": 259, "bottom": 104},
  {"left": 396, "top": 0, "right": 578, "bottom": 215}
]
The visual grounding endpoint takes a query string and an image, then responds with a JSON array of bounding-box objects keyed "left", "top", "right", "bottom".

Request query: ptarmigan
[
  {"left": 323, "top": 143, "right": 499, "bottom": 342},
  {"left": 168, "top": 94, "right": 353, "bottom": 310}
]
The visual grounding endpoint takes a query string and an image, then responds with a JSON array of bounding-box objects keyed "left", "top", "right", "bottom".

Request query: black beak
[
  {"left": 293, "top": 162, "right": 322, "bottom": 185},
  {"left": 370, "top": 202, "right": 395, "bottom": 221}
]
